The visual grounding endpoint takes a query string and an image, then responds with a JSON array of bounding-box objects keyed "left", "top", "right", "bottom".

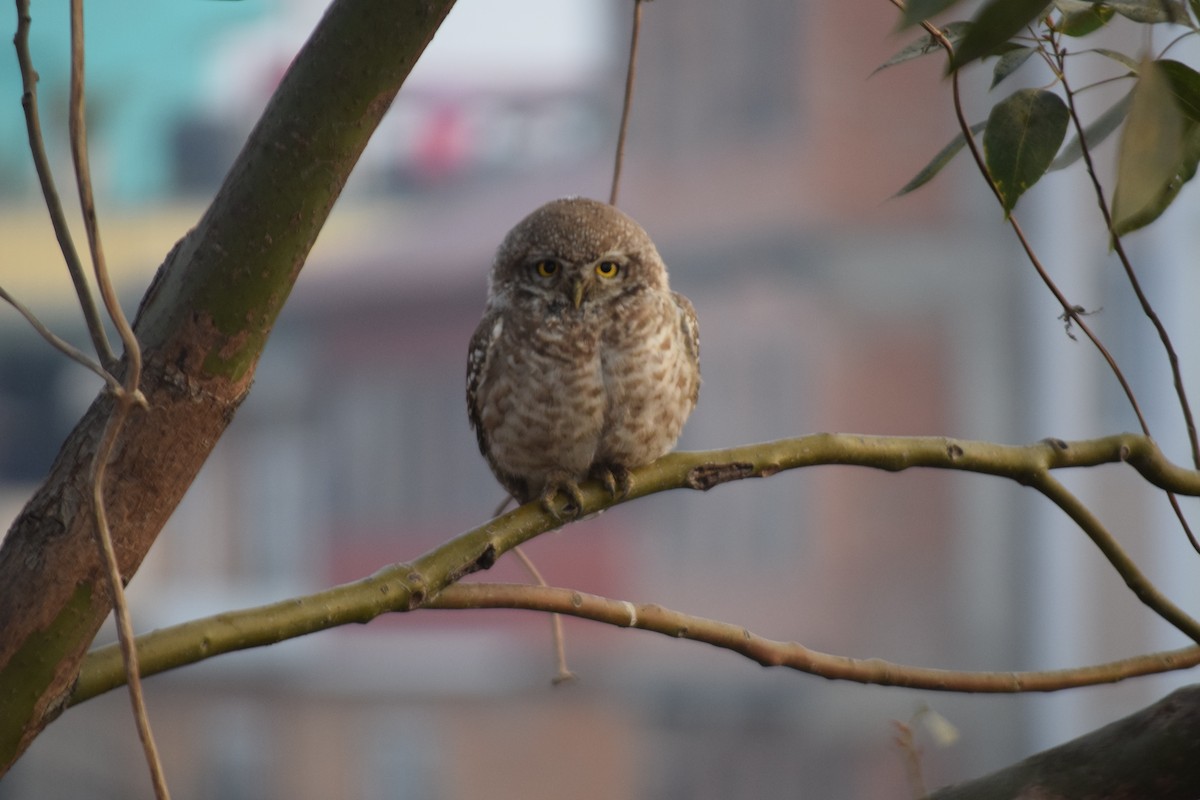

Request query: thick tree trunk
[
  {"left": 0, "top": 0, "right": 454, "bottom": 773},
  {"left": 930, "top": 685, "right": 1200, "bottom": 799}
]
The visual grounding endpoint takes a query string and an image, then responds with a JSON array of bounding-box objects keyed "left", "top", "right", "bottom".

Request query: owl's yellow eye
[
  {"left": 595, "top": 261, "right": 620, "bottom": 279},
  {"left": 534, "top": 260, "right": 559, "bottom": 278}
]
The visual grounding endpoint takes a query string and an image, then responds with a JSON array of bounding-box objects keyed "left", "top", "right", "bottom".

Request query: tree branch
[
  {"left": 75, "top": 577, "right": 1200, "bottom": 704},
  {"left": 0, "top": 285, "right": 117, "bottom": 390},
  {"left": 0, "top": 0, "right": 456, "bottom": 774},
  {"left": 929, "top": 684, "right": 1200, "bottom": 799},
  {"left": 1031, "top": 472, "right": 1200, "bottom": 643},
  {"left": 427, "top": 583, "right": 1200, "bottom": 691},
  {"left": 70, "top": 434, "right": 1200, "bottom": 703}
]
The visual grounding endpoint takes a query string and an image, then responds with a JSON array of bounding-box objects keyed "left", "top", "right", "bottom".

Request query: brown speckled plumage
[{"left": 466, "top": 197, "right": 700, "bottom": 513}]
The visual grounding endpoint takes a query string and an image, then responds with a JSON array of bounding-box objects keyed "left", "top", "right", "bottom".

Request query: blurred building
[{"left": 3, "top": 0, "right": 1200, "bottom": 798}]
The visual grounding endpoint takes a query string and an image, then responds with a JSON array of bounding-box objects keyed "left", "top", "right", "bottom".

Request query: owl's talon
[
  {"left": 590, "top": 463, "right": 633, "bottom": 500},
  {"left": 539, "top": 479, "right": 585, "bottom": 521}
]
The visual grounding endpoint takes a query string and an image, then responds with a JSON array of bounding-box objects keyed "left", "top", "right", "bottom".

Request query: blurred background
[{"left": 2, "top": 0, "right": 1200, "bottom": 797}]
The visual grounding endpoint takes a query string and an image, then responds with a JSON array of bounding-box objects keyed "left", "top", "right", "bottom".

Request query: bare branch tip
[{"left": 551, "top": 671, "right": 578, "bottom": 686}]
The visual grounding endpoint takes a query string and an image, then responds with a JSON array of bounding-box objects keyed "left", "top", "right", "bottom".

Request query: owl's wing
[
  {"left": 671, "top": 291, "right": 700, "bottom": 363},
  {"left": 672, "top": 291, "right": 701, "bottom": 406},
  {"left": 466, "top": 310, "right": 503, "bottom": 456}
]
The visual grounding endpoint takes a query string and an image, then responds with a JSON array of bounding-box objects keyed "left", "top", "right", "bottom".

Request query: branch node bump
[
  {"left": 404, "top": 571, "right": 428, "bottom": 609},
  {"left": 621, "top": 600, "right": 638, "bottom": 627}
]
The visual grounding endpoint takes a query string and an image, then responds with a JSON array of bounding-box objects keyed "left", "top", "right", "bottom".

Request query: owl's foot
[
  {"left": 590, "top": 463, "right": 633, "bottom": 500},
  {"left": 538, "top": 474, "right": 586, "bottom": 521}
]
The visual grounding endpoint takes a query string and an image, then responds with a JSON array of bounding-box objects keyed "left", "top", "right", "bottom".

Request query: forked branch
[
  {"left": 13, "top": 0, "right": 116, "bottom": 370},
  {"left": 72, "top": 433, "right": 1200, "bottom": 703},
  {"left": 77, "top": 578, "right": 1200, "bottom": 701}
]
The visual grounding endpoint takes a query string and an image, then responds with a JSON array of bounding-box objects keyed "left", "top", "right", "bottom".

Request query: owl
[{"left": 466, "top": 197, "right": 700, "bottom": 517}]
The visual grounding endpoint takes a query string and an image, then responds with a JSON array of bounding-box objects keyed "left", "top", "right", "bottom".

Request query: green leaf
[
  {"left": 1090, "top": 47, "right": 1141, "bottom": 71},
  {"left": 991, "top": 46, "right": 1037, "bottom": 88},
  {"left": 952, "top": 0, "right": 1053, "bottom": 70},
  {"left": 1180, "top": 124, "right": 1200, "bottom": 180},
  {"left": 1112, "top": 59, "right": 1189, "bottom": 234},
  {"left": 1053, "top": 0, "right": 1115, "bottom": 35},
  {"left": 1105, "top": 0, "right": 1189, "bottom": 24},
  {"left": 901, "top": 0, "right": 966, "bottom": 27},
  {"left": 874, "top": 21, "right": 971, "bottom": 73},
  {"left": 1050, "top": 90, "right": 1133, "bottom": 170},
  {"left": 895, "top": 120, "right": 988, "bottom": 196},
  {"left": 1158, "top": 59, "right": 1200, "bottom": 122},
  {"left": 984, "top": 88, "right": 1070, "bottom": 213},
  {"left": 1111, "top": 124, "right": 1200, "bottom": 235},
  {"left": 1191, "top": 0, "right": 1200, "bottom": 26}
]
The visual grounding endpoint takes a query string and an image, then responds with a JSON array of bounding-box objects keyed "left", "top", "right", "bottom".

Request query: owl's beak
[{"left": 570, "top": 277, "right": 587, "bottom": 309}]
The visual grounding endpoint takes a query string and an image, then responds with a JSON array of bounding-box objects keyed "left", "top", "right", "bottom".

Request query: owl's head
[{"left": 488, "top": 197, "right": 668, "bottom": 313}]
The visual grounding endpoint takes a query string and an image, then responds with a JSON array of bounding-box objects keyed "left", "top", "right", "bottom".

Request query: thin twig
[
  {"left": 13, "top": 0, "right": 116, "bottom": 370},
  {"left": 1051, "top": 35, "right": 1200, "bottom": 470},
  {"left": 494, "top": 495, "right": 575, "bottom": 683},
  {"left": 1031, "top": 472, "right": 1200, "bottom": 645},
  {"left": 1068, "top": 71, "right": 1137, "bottom": 96},
  {"left": 68, "top": 1, "right": 164, "bottom": 797},
  {"left": 610, "top": 0, "right": 646, "bottom": 206},
  {"left": 0, "top": 285, "right": 118, "bottom": 390},
  {"left": 1158, "top": 29, "right": 1198, "bottom": 59},
  {"left": 83, "top": 575, "right": 1200, "bottom": 701},
  {"left": 430, "top": 583, "right": 1200, "bottom": 690},
  {"left": 512, "top": 546, "right": 576, "bottom": 684},
  {"left": 491, "top": 494, "right": 514, "bottom": 519},
  {"left": 969, "top": 133, "right": 1152, "bottom": 435},
  {"left": 89, "top": 398, "right": 166, "bottom": 799},
  {"left": 69, "top": 1, "right": 139, "bottom": 375},
  {"left": 893, "top": 721, "right": 929, "bottom": 800},
  {"left": 1164, "top": 492, "right": 1200, "bottom": 556}
]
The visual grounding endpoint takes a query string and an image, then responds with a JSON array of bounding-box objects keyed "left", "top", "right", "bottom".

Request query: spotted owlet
[{"left": 466, "top": 197, "right": 700, "bottom": 517}]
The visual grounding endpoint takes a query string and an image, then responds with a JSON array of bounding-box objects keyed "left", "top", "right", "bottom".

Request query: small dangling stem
[{"left": 610, "top": 0, "right": 647, "bottom": 206}]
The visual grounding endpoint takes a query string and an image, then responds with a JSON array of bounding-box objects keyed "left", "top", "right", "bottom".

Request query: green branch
[
  {"left": 73, "top": 432, "right": 1200, "bottom": 704},
  {"left": 426, "top": 582, "right": 1200, "bottom": 692}
]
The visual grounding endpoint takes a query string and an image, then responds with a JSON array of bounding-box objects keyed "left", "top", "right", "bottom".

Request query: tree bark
[
  {"left": 930, "top": 684, "right": 1200, "bottom": 799},
  {"left": 0, "top": 0, "right": 454, "bottom": 773}
]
